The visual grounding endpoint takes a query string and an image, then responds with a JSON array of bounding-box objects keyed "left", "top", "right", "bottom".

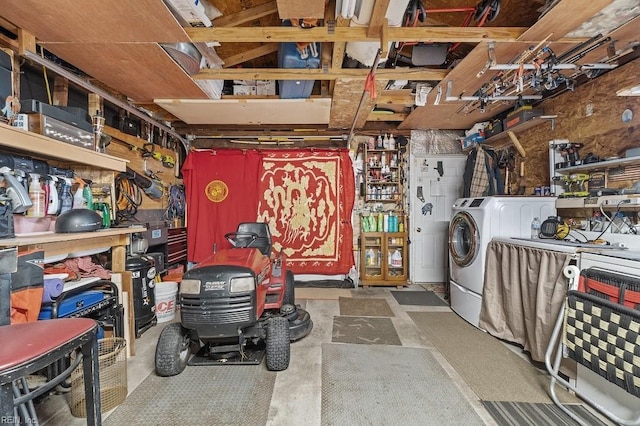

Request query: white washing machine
[{"left": 448, "top": 196, "right": 557, "bottom": 327}]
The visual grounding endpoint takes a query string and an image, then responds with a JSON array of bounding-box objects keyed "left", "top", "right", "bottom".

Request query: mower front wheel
[
  {"left": 155, "top": 323, "right": 191, "bottom": 377},
  {"left": 265, "top": 317, "right": 290, "bottom": 371}
]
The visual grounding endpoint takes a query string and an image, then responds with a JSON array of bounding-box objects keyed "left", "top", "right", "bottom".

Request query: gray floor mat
[
  {"left": 338, "top": 297, "right": 395, "bottom": 316},
  {"left": 408, "top": 311, "right": 578, "bottom": 403},
  {"left": 331, "top": 316, "right": 401, "bottom": 345},
  {"left": 482, "top": 401, "right": 608, "bottom": 426},
  {"left": 391, "top": 290, "right": 448, "bottom": 306},
  {"left": 104, "top": 365, "right": 275, "bottom": 426},
  {"left": 321, "top": 343, "right": 484, "bottom": 425}
]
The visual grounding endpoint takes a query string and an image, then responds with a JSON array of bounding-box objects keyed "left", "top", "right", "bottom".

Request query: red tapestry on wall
[
  {"left": 257, "top": 149, "right": 355, "bottom": 275},
  {"left": 182, "top": 150, "right": 263, "bottom": 263}
]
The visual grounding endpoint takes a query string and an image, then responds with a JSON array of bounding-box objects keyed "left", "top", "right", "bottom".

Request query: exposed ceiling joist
[
  {"left": 193, "top": 67, "right": 449, "bottom": 81},
  {"left": 222, "top": 43, "right": 279, "bottom": 68},
  {"left": 185, "top": 26, "right": 531, "bottom": 43},
  {"left": 367, "top": 0, "right": 391, "bottom": 38},
  {"left": 367, "top": 112, "right": 408, "bottom": 122},
  {"left": 213, "top": 1, "right": 278, "bottom": 27}
]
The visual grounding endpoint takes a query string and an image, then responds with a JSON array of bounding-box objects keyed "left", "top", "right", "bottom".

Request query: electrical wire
[
  {"left": 598, "top": 204, "right": 637, "bottom": 235},
  {"left": 115, "top": 172, "right": 143, "bottom": 223},
  {"left": 39, "top": 47, "right": 52, "bottom": 105},
  {"left": 592, "top": 201, "right": 624, "bottom": 242}
]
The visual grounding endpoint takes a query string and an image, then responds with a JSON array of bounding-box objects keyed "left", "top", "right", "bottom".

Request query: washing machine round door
[{"left": 449, "top": 211, "right": 479, "bottom": 267}]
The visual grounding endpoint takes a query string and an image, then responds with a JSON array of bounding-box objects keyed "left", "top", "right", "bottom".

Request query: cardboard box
[
  {"left": 461, "top": 133, "right": 484, "bottom": 150},
  {"left": 233, "top": 85, "right": 257, "bottom": 96},
  {"left": 256, "top": 80, "right": 276, "bottom": 96}
]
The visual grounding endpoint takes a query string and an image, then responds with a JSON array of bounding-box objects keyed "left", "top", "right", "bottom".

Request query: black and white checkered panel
[{"left": 563, "top": 290, "right": 640, "bottom": 399}]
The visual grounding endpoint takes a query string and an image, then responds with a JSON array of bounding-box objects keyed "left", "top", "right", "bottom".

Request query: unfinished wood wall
[{"left": 502, "top": 59, "right": 640, "bottom": 192}]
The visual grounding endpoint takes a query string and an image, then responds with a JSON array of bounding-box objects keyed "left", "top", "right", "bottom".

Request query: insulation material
[{"left": 410, "top": 130, "right": 464, "bottom": 156}]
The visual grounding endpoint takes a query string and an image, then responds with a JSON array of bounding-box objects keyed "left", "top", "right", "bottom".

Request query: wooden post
[
  {"left": 52, "top": 76, "right": 69, "bottom": 106},
  {"left": 88, "top": 93, "right": 103, "bottom": 118}
]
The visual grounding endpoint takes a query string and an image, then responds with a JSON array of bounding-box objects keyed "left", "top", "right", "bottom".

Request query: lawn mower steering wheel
[{"left": 225, "top": 231, "right": 259, "bottom": 248}]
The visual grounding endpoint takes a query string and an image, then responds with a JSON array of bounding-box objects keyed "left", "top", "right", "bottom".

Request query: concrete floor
[{"left": 32, "top": 284, "right": 603, "bottom": 425}]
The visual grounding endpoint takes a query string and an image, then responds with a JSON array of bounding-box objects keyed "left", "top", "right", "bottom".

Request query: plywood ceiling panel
[
  {"left": 46, "top": 43, "right": 205, "bottom": 103},
  {"left": 399, "top": 38, "right": 581, "bottom": 130},
  {"left": 276, "top": 0, "right": 325, "bottom": 19},
  {"left": 329, "top": 79, "right": 389, "bottom": 129},
  {"left": 517, "top": 0, "right": 614, "bottom": 42},
  {"left": 154, "top": 98, "right": 332, "bottom": 125},
  {"left": 1, "top": 0, "right": 187, "bottom": 43}
]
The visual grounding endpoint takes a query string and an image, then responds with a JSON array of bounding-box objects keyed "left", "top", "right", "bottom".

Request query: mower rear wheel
[
  {"left": 155, "top": 323, "right": 191, "bottom": 377},
  {"left": 265, "top": 317, "right": 290, "bottom": 371},
  {"left": 283, "top": 269, "right": 295, "bottom": 306}
]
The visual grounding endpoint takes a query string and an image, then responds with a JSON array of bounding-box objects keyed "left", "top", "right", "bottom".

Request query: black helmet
[{"left": 55, "top": 209, "right": 102, "bottom": 233}]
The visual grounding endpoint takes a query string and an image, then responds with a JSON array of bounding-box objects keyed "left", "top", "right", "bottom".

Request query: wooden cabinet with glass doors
[{"left": 360, "top": 232, "right": 407, "bottom": 287}]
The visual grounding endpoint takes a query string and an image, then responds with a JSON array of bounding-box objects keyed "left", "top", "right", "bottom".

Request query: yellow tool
[{"left": 556, "top": 173, "right": 589, "bottom": 198}]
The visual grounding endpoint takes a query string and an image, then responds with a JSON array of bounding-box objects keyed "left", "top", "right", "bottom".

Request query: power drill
[{"left": 555, "top": 173, "right": 589, "bottom": 198}]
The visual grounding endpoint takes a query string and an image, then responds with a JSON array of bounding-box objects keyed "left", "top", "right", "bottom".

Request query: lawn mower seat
[{"left": 236, "top": 222, "right": 272, "bottom": 256}]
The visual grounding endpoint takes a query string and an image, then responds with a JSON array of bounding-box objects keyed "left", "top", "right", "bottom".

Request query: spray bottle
[
  {"left": 83, "top": 181, "right": 94, "bottom": 210},
  {"left": 26, "top": 173, "right": 45, "bottom": 218},
  {"left": 45, "top": 176, "right": 60, "bottom": 215},
  {"left": 58, "top": 177, "right": 73, "bottom": 214}
]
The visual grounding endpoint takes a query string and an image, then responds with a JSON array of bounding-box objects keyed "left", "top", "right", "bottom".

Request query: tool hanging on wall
[{"left": 113, "top": 138, "right": 176, "bottom": 169}]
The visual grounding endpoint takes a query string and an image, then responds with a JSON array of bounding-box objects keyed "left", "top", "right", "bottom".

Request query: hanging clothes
[{"left": 463, "top": 144, "right": 504, "bottom": 197}]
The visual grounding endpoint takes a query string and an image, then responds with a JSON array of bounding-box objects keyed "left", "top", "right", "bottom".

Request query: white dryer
[{"left": 448, "top": 196, "right": 557, "bottom": 327}]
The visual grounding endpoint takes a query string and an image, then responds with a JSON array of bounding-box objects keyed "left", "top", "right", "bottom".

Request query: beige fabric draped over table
[{"left": 478, "top": 240, "right": 574, "bottom": 362}]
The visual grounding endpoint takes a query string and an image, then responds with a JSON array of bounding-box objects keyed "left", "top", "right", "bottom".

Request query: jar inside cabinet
[
  {"left": 364, "top": 144, "right": 402, "bottom": 203},
  {"left": 362, "top": 233, "right": 383, "bottom": 280}
]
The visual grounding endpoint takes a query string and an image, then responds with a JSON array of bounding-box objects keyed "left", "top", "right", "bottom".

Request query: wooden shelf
[
  {"left": 483, "top": 115, "right": 557, "bottom": 145},
  {"left": 0, "top": 122, "right": 128, "bottom": 172},
  {"left": 556, "top": 156, "right": 640, "bottom": 174},
  {"left": 0, "top": 227, "right": 143, "bottom": 257}
]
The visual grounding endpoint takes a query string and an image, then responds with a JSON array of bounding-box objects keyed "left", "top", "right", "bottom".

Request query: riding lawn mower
[{"left": 155, "top": 222, "right": 313, "bottom": 376}]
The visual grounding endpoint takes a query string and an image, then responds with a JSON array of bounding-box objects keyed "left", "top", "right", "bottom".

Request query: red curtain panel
[
  {"left": 257, "top": 149, "right": 355, "bottom": 275},
  {"left": 182, "top": 150, "right": 263, "bottom": 263}
]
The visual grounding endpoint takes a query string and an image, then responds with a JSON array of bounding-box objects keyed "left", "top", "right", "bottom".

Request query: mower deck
[
  {"left": 188, "top": 343, "right": 265, "bottom": 366},
  {"left": 187, "top": 306, "right": 313, "bottom": 367}
]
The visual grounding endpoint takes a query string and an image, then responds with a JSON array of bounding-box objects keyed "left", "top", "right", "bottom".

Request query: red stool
[{"left": 0, "top": 318, "right": 102, "bottom": 425}]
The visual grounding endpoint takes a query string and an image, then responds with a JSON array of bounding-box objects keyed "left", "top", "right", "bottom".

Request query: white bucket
[{"left": 155, "top": 281, "right": 178, "bottom": 323}]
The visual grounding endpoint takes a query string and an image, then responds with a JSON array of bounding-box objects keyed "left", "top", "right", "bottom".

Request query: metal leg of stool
[
  {"left": 12, "top": 378, "right": 38, "bottom": 426},
  {"left": 81, "top": 334, "right": 102, "bottom": 426}
]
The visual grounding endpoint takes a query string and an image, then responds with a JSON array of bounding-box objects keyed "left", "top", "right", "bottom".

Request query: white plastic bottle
[
  {"left": 391, "top": 249, "right": 402, "bottom": 267},
  {"left": 26, "top": 174, "right": 45, "bottom": 218},
  {"left": 531, "top": 217, "right": 541, "bottom": 239}
]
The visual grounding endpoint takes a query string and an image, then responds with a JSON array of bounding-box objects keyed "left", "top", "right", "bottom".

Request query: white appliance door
[
  {"left": 448, "top": 211, "right": 480, "bottom": 268},
  {"left": 409, "top": 154, "right": 465, "bottom": 283}
]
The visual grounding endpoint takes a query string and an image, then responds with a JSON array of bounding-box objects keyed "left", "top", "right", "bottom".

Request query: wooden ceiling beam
[
  {"left": 186, "top": 26, "right": 530, "bottom": 43},
  {"left": 367, "top": 112, "right": 408, "bottom": 122},
  {"left": 222, "top": 44, "right": 279, "bottom": 68},
  {"left": 194, "top": 67, "right": 448, "bottom": 81},
  {"left": 376, "top": 89, "right": 414, "bottom": 106},
  {"left": 367, "top": 0, "right": 391, "bottom": 38},
  {"left": 330, "top": 16, "right": 350, "bottom": 95},
  {"left": 212, "top": 1, "right": 279, "bottom": 27}
]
